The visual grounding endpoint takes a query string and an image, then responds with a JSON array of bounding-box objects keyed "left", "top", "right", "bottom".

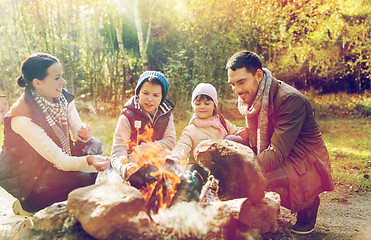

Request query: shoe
[
  {"left": 12, "top": 200, "right": 34, "bottom": 217},
  {"left": 291, "top": 196, "right": 320, "bottom": 235}
]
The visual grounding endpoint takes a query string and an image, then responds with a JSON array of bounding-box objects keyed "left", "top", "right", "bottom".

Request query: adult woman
[{"left": 0, "top": 53, "right": 110, "bottom": 215}]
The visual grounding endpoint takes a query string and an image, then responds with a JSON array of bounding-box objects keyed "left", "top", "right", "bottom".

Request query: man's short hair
[{"left": 226, "top": 51, "right": 263, "bottom": 75}]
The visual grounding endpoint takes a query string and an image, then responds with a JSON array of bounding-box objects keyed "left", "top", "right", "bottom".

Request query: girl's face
[
  {"left": 138, "top": 81, "right": 162, "bottom": 115},
  {"left": 32, "top": 62, "right": 66, "bottom": 102},
  {"left": 193, "top": 96, "right": 215, "bottom": 119}
]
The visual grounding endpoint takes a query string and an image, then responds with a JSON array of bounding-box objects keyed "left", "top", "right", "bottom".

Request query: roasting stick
[{"left": 134, "top": 120, "right": 141, "bottom": 146}]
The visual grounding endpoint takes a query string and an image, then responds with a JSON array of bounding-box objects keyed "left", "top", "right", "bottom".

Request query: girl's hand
[
  {"left": 78, "top": 124, "right": 93, "bottom": 141},
  {"left": 236, "top": 127, "right": 249, "bottom": 139},
  {"left": 87, "top": 155, "right": 111, "bottom": 171}
]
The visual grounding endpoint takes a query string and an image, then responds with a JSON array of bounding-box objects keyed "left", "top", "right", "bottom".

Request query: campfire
[
  {"left": 64, "top": 125, "right": 280, "bottom": 240},
  {"left": 125, "top": 123, "right": 217, "bottom": 215}
]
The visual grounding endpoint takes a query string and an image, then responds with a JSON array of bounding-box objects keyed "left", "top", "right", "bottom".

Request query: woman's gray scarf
[
  {"left": 31, "top": 89, "right": 71, "bottom": 155},
  {"left": 238, "top": 68, "right": 272, "bottom": 154}
]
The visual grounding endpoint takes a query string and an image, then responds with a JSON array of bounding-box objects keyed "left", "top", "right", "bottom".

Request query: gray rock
[
  {"left": 0, "top": 215, "right": 32, "bottom": 240},
  {"left": 194, "top": 139, "right": 267, "bottom": 203},
  {"left": 239, "top": 192, "right": 281, "bottom": 233},
  {"left": 66, "top": 183, "right": 151, "bottom": 240},
  {"left": 33, "top": 201, "right": 70, "bottom": 232}
]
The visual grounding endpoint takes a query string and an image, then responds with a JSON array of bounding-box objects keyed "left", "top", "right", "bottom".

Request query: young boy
[{"left": 111, "top": 71, "right": 176, "bottom": 180}]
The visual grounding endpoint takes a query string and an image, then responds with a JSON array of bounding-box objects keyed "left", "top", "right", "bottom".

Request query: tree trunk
[
  {"left": 133, "top": 0, "right": 154, "bottom": 70},
  {"left": 113, "top": 11, "right": 135, "bottom": 98},
  {"left": 0, "top": 96, "right": 9, "bottom": 125}
]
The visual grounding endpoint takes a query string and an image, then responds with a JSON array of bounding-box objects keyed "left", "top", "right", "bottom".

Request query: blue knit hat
[{"left": 135, "top": 71, "right": 170, "bottom": 102}]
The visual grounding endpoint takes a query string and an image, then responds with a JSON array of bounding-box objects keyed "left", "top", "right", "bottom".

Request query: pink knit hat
[{"left": 192, "top": 83, "right": 218, "bottom": 107}]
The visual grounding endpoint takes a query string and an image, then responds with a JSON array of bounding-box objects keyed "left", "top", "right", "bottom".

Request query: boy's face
[
  {"left": 193, "top": 97, "right": 215, "bottom": 119},
  {"left": 138, "top": 81, "right": 162, "bottom": 115}
]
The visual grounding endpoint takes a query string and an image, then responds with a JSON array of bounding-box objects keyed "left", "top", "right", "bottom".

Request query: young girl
[
  {"left": 167, "top": 83, "right": 247, "bottom": 163},
  {"left": 110, "top": 71, "right": 176, "bottom": 180},
  {"left": 0, "top": 53, "right": 110, "bottom": 215}
]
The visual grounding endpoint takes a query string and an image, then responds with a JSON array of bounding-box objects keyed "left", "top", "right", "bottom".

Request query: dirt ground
[
  {"left": 275, "top": 185, "right": 371, "bottom": 240},
  {"left": 0, "top": 184, "right": 370, "bottom": 240}
]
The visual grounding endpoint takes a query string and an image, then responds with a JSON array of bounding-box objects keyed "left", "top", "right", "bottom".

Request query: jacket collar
[
  {"left": 124, "top": 95, "right": 174, "bottom": 116},
  {"left": 267, "top": 77, "right": 281, "bottom": 115}
]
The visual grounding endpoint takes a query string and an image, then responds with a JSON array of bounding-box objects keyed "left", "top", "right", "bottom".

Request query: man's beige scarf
[{"left": 238, "top": 68, "right": 272, "bottom": 154}]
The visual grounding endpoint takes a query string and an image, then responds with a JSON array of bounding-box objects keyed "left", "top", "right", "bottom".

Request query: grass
[
  {"left": 1, "top": 92, "right": 370, "bottom": 191},
  {"left": 318, "top": 118, "right": 371, "bottom": 191},
  {"left": 79, "top": 111, "right": 117, "bottom": 156},
  {"left": 308, "top": 91, "right": 371, "bottom": 119}
]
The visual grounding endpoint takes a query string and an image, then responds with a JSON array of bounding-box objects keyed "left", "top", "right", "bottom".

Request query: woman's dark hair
[
  {"left": 225, "top": 50, "right": 262, "bottom": 75},
  {"left": 17, "top": 53, "right": 59, "bottom": 88}
]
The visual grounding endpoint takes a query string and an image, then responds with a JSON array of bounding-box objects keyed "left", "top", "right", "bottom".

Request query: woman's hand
[
  {"left": 236, "top": 127, "right": 249, "bottom": 139},
  {"left": 77, "top": 124, "right": 93, "bottom": 142},
  {"left": 87, "top": 155, "right": 111, "bottom": 171}
]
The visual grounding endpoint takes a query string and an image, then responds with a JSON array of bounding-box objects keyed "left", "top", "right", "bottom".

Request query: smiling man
[{"left": 226, "top": 51, "right": 334, "bottom": 235}]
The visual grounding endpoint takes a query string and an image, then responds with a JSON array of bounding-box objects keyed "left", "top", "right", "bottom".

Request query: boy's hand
[
  {"left": 78, "top": 124, "right": 93, "bottom": 141},
  {"left": 120, "top": 163, "right": 139, "bottom": 180}
]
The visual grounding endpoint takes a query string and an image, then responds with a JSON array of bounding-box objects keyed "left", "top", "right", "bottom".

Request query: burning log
[
  {"left": 143, "top": 162, "right": 210, "bottom": 214},
  {"left": 170, "top": 163, "right": 209, "bottom": 206},
  {"left": 128, "top": 160, "right": 185, "bottom": 215},
  {"left": 126, "top": 163, "right": 159, "bottom": 189},
  {"left": 147, "top": 174, "right": 167, "bottom": 215}
]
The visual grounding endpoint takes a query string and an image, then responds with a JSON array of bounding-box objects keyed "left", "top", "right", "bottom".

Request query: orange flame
[
  {"left": 127, "top": 123, "right": 220, "bottom": 214},
  {"left": 128, "top": 123, "right": 154, "bottom": 153},
  {"left": 127, "top": 123, "right": 183, "bottom": 211}
]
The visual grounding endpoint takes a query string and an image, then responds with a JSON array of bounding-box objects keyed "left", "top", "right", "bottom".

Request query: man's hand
[
  {"left": 236, "top": 127, "right": 249, "bottom": 139},
  {"left": 87, "top": 155, "right": 111, "bottom": 171},
  {"left": 77, "top": 124, "right": 93, "bottom": 142}
]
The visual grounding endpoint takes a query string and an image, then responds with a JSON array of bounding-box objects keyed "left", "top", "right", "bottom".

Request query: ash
[{"left": 152, "top": 201, "right": 229, "bottom": 239}]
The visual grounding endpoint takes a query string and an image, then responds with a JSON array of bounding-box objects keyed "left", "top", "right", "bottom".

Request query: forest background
[
  {"left": 1, "top": 0, "right": 370, "bottom": 108},
  {"left": 0, "top": 0, "right": 370, "bottom": 191}
]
